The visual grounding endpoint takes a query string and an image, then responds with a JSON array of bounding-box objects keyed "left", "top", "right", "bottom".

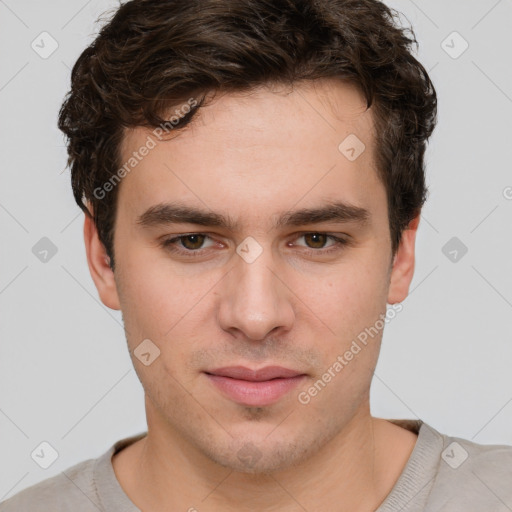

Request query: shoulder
[
  {"left": 438, "top": 430, "right": 512, "bottom": 481},
  {"left": 0, "top": 457, "right": 100, "bottom": 512},
  {"left": 427, "top": 426, "right": 512, "bottom": 510},
  {"left": 0, "top": 433, "right": 145, "bottom": 512}
]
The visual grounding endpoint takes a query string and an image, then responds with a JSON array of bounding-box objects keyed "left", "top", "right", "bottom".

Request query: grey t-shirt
[{"left": 1, "top": 419, "right": 511, "bottom": 511}]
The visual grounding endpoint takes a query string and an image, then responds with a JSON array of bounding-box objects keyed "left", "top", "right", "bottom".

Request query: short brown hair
[{"left": 58, "top": 0, "right": 437, "bottom": 272}]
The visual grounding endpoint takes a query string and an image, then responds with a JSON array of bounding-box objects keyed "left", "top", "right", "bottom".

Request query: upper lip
[{"left": 206, "top": 366, "right": 305, "bottom": 381}]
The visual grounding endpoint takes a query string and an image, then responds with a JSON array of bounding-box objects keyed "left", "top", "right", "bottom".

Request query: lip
[{"left": 205, "top": 366, "right": 307, "bottom": 407}]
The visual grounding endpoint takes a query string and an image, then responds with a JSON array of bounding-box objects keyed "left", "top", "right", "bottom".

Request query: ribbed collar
[{"left": 376, "top": 419, "right": 444, "bottom": 511}]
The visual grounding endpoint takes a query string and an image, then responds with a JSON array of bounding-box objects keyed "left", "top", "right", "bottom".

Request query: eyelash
[{"left": 160, "top": 232, "right": 350, "bottom": 257}]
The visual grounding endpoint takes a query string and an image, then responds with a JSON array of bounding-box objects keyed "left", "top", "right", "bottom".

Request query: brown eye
[
  {"left": 180, "top": 234, "right": 206, "bottom": 250},
  {"left": 303, "top": 233, "right": 329, "bottom": 249},
  {"left": 160, "top": 233, "right": 217, "bottom": 257}
]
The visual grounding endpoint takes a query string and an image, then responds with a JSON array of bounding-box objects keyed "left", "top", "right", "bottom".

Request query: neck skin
[{"left": 112, "top": 400, "right": 418, "bottom": 512}]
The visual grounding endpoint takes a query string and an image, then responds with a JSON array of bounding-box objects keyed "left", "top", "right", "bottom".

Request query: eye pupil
[{"left": 305, "top": 233, "right": 326, "bottom": 249}]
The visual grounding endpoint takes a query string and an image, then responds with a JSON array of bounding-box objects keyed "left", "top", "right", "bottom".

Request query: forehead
[{"left": 116, "top": 80, "right": 385, "bottom": 229}]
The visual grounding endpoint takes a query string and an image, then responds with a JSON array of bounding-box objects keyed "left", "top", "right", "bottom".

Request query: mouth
[{"left": 204, "top": 366, "right": 307, "bottom": 407}]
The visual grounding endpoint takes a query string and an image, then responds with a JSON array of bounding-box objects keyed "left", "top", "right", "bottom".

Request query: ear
[
  {"left": 83, "top": 208, "right": 121, "bottom": 311},
  {"left": 387, "top": 214, "right": 420, "bottom": 304}
]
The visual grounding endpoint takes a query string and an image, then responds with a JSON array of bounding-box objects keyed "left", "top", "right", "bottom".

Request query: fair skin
[{"left": 84, "top": 79, "right": 420, "bottom": 511}]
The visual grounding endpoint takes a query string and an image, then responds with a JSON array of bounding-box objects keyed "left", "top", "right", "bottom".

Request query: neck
[{"left": 113, "top": 401, "right": 417, "bottom": 512}]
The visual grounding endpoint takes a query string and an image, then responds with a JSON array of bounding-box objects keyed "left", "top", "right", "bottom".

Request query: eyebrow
[{"left": 136, "top": 200, "right": 370, "bottom": 231}]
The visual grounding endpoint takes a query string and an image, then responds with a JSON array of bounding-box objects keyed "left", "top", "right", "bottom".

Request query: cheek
[
  {"left": 295, "top": 270, "right": 387, "bottom": 413},
  {"left": 308, "top": 257, "right": 389, "bottom": 334},
  {"left": 116, "top": 255, "right": 220, "bottom": 378},
  {"left": 116, "top": 250, "right": 193, "bottom": 332},
  {"left": 118, "top": 269, "right": 198, "bottom": 405}
]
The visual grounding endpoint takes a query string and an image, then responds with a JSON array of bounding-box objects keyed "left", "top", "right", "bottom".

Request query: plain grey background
[{"left": 1, "top": 0, "right": 511, "bottom": 499}]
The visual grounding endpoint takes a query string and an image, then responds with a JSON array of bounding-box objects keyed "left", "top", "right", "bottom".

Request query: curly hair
[{"left": 58, "top": 0, "right": 437, "bottom": 272}]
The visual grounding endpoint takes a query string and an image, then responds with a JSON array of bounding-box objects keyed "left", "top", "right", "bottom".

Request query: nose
[{"left": 217, "top": 246, "right": 295, "bottom": 341}]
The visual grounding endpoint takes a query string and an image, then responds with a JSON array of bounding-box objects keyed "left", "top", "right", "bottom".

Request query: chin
[
  {"left": 214, "top": 445, "right": 305, "bottom": 474},
  {"left": 199, "top": 429, "right": 323, "bottom": 475}
]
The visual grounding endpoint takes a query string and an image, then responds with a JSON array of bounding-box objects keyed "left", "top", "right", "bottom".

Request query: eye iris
[
  {"left": 182, "top": 234, "right": 205, "bottom": 250},
  {"left": 305, "top": 233, "right": 327, "bottom": 249}
]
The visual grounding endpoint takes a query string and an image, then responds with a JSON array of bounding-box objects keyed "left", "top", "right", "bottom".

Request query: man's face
[{"left": 87, "top": 79, "right": 415, "bottom": 473}]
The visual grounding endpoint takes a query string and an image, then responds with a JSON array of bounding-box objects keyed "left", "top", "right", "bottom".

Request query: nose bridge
[{"left": 218, "top": 242, "right": 294, "bottom": 340}]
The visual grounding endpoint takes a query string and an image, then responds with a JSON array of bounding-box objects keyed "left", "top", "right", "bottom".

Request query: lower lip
[{"left": 205, "top": 373, "right": 306, "bottom": 406}]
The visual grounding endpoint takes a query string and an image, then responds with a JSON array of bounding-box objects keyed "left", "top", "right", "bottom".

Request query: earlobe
[
  {"left": 83, "top": 212, "right": 121, "bottom": 311},
  {"left": 387, "top": 215, "right": 420, "bottom": 305}
]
